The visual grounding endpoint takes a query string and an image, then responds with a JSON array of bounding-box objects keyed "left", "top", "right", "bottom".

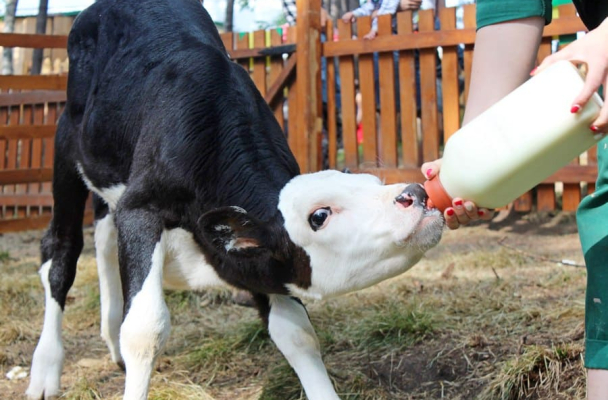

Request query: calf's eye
[{"left": 309, "top": 207, "right": 332, "bottom": 231}]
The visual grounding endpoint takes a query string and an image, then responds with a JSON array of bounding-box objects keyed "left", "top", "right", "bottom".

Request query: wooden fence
[{"left": 0, "top": 3, "right": 597, "bottom": 233}]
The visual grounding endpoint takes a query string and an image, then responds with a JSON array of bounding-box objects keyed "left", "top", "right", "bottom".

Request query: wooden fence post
[{"left": 295, "top": 0, "right": 323, "bottom": 172}]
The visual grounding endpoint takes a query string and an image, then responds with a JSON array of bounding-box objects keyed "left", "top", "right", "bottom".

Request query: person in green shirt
[{"left": 422, "top": 1, "right": 608, "bottom": 397}]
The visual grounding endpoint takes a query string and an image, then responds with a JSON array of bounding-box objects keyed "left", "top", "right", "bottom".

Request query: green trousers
[{"left": 578, "top": 137, "right": 608, "bottom": 369}]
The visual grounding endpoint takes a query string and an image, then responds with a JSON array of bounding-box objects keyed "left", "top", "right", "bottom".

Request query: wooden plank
[
  {"left": 0, "top": 90, "right": 66, "bottom": 107},
  {"left": 0, "top": 107, "right": 8, "bottom": 219},
  {"left": 4, "top": 102, "right": 20, "bottom": 216},
  {"left": 0, "top": 124, "right": 56, "bottom": 140},
  {"left": 42, "top": 106, "right": 56, "bottom": 194},
  {"left": 0, "top": 168, "right": 53, "bottom": 185},
  {"left": 0, "top": 75, "right": 67, "bottom": 91},
  {"left": 419, "top": 10, "right": 440, "bottom": 163},
  {"left": 337, "top": 20, "right": 357, "bottom": 169},
  {"left": 265, "top": 54, "right": 296, "bottom": 107},
  {"left": 0, "top": 193, "right": 53, "bottom": 207},
  {"left": 358, "top": 16, "right": 378, "bottom": 167},
  {"left": 377, "top": 14, "right": 397, "bottom": 168},
  {"left": 0, "top": 210, "right": 94, "bottom": 234},
  {"left": 534, "top": 37, "right": 556, "bottom": 211},
  {"left": 295, "top": 0, "right": 323, "bottom": 172},
  {"left": 542, "top": 165, "right": 598, "bottom": 184},
  {"left": 252, "top": 30, "right": 267, "bottom": 97},
  {"left": 235, "top": 32, "right": 250, "bottom": 72},
  {"left": 325, "top": 20, "right": 338, "bottom": 169},
  {"left": 30, "top": 104, "right": 45, "bottom": 216},
  {"left": 268, "top": 30, "right": 286, "bottom": 130},
  {"left": 0, "top": 33, "right": 68, "bottom": 49},
  {"left": 462, "top": 4, "right": 475, "bottom": 107},
  {"left": 397, "top": 12, "right": 419, "bottom": 168},
  {"left": 439, "top": 7, "right": 460, "bottom": 141},
  {"left": 220, "top": 32, "right": 234, "bottom": 52},
  {"left": 17, "top": 105, "right": 33, "bottom": 217},
  {"left": 322, "top": 13, "right": 585, "bottom": 57}
]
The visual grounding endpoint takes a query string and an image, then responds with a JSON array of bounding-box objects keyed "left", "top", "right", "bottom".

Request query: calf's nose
[{"left": 395, "top": 183, "right": 428, "bottom": 208}]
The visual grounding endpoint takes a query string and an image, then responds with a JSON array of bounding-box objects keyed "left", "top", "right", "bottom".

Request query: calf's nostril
[{"left": 397, "top": 183, "right": 428, "bottom": 207}]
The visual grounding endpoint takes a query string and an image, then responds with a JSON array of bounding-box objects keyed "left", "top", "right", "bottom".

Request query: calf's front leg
[
  {"left": 115, "top": 207, "right": 171, "bottom": 400},
  {"left": 267, "top": 294, "right": 340, "bottom": 400}
]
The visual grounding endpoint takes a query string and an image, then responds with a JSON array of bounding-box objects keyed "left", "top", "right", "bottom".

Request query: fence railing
[{"left": 0, "top": 3, "right": 596, "bottom": 233}]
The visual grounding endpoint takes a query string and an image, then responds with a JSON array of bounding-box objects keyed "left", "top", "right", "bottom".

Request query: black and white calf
[{"left": 26, "top": 0, "right": 444, "bottom": 399}]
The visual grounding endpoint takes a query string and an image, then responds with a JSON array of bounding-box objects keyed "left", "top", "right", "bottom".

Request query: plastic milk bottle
[{"left": 424, "top": 60, "right": 605, "bottom": 212}]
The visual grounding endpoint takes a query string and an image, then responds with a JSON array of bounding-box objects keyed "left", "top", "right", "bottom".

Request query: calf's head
[{"left": 200, "top": 170, "right": 444, "bottom": 299}]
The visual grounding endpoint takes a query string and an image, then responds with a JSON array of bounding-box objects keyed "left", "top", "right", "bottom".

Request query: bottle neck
[{"left": 424, "top": 176, "right": 453, "bottom": 212}]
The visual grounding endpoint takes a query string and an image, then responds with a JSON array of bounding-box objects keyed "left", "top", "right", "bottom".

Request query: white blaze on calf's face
[{"left": 278, "top": 170, "right": 444, "bottom": 299}]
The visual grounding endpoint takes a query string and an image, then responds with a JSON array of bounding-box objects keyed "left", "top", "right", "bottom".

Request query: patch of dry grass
[{"left": 0, "top": 213, "right": 590, "bottom": 399}]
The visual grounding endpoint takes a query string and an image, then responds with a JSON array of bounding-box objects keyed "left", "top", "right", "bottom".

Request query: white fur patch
[
  {"left": 77, "top": 163, "right": 126, "bottom": 210},
  {"left": 162, "top": 228, "right": 225, "bottom": 290},
  {"left": 26, "top": 261, "right": 65, "bottom": 400},
  {"left": 95, "top": 214, "right": 123, "bottom": 365}
]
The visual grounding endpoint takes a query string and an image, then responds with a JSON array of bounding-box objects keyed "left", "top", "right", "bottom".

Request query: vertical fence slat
[
  {"left": 337, "top": 20, "right": 357, "bottom": 170},
  {"left": 439, "top": 7, "right": 460, "bottom": 142},
  {"left": 357, "top": 16, "right": 378, "bottom": 167},
  {"left": 419, "top": 10, "right": 440, "bottom": 163},
  {"left": 0, "top": 106, "right": 8, "bottom": 219},
  {"left": 287, "top": 26, "right": 299, "bottom": 153},
  {"left": 268, "top": 30, "right": 286, "bottom": 131},
  {"left": 30, "top": 103, "right": 45, "bottom": 217},
  {"left": 252, "top": 30, "right": 267, "bottom": 97},
  {"left": 42, "top": 103, "right": 57, "bottom": 195},
  {"left": 397, "top": 11, "right": 419, "bottom": 168},
  {"left": 377, "top": 14, "right": 397, "bottom": 168},
  {"left": 18, "top": 104, "right": 33, "bottom": 217},
  {"left": 325, "top": 20, "right": 338, "bottom": 169}
]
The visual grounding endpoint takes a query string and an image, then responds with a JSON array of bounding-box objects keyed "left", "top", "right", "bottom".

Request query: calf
[{"left": 26, "top": 0, "right": 444, "bottom": 399}]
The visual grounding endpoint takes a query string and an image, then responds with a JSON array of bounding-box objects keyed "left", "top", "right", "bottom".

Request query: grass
[{"left": 0, "top": 213, "right": 590, "bottom": 399}]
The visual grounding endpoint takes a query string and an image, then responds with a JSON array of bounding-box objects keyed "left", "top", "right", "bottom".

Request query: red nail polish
[
  {"left": 570, "top": 104, "right": 581, "bottom": 113},
  {"left": 530, "top": 67, "right": 538, "bottom": 76},
  {"left": 425, "top": 168, "right": 433, "bottom": 178},
  {"left": 591, "top": 125, "right": 600, "bottom": 133},
  {"left": 454, "top": 200, "right": 463, "bottom": 207},
  {"left": 446, "top": 209, "right": 455, "bottom": 216},
  {"left": 477, "top": 210, "right": 484, "bottom": 216}
]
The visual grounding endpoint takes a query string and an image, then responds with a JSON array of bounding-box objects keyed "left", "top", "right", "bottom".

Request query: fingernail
[
  {"left": 591, "top": 125, "right": 600, "bottom": 133},
  {"left": 426, "top": 168, "right": 433, "bottom": 179},
  {"left": 465, "top": 203, "right": 473, "bottom": 212},
  {"left": 570, "top": 104, "right": 581, "bottom": 113},
  {"left": 454, "top": 200, "right": 463, "bottom": 207},
  {"left": 477, "top": 210, "right": 484, "bottom": 216},
  {"left": 530, "top": 67, "right": 538, "bottom": 76},
  {"left": 446, "top": 209, "right": 455, "bottom": 217}
]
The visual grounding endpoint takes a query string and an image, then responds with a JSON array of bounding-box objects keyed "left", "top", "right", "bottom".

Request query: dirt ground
[{"left": 0, "top": 209, "right": 589, "bottom": 399}]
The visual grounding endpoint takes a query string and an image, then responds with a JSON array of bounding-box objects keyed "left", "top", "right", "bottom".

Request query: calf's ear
[{"left": 198, "top": 206, "right": 270, "bottom": 254}]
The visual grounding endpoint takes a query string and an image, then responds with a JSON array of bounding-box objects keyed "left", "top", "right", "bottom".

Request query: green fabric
[
  {"left": 476, "top": 0, "right": 553, "bottom": 30},
  {"left": 578, "top": 137, "right": 608, "bottom": 369}
]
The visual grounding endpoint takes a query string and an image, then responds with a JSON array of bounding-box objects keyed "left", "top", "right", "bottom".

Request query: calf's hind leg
[
  {"left": 27, "top": 145, "right": 89, "bottom": 400},
  {"left": 92, "top": 195, "right": 124, "bottom": 367}
]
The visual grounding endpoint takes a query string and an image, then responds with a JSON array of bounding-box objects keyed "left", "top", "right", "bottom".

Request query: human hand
[
  {"left": 532, "top": 17, "right": 608, "bottom": 133},
  {"left": 363, "top": 29, "right": 378, "bottom": 40},
  {"left": 341, "top": 11, "right": 355, "bottom": 23},
  {"left": 421, "top": 159, "right": 495, "bottom": 230},
  {"left": 398, "top": 0, "right": 423, "bottom": 11}
]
